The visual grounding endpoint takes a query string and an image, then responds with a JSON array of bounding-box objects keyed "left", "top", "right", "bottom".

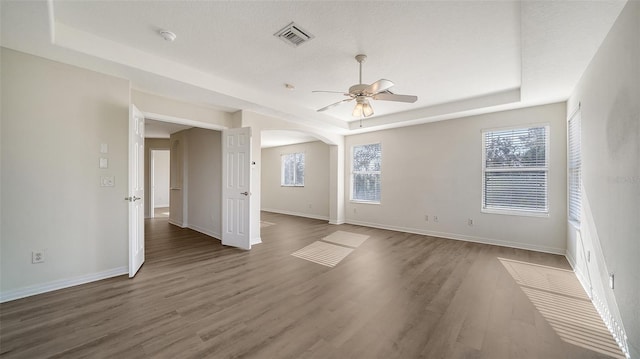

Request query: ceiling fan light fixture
[
  {"left": 363, "top": 102, "right": 374, "bottom": 117},
  {"left": 353, "top": 97, "right": 374, "bottom": 117}
]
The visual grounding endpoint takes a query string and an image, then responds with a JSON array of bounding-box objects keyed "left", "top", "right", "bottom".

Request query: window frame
[
  {"left": 350, "top": 143, "right": 382, "bottom": 204},
  {"left": 481, "top": 124, "right": 550, "bottom": 217},
  {"left": 568, "top": 107, "right": 582, "bottom": 225},
  {"left": 280, "top": 152, "right": 305, "bottom": 187}
]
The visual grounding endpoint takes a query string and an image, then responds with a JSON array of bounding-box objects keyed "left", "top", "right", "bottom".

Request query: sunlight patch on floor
[
  {"left": 321, "top": 230, "right": 369, "bottom": 248},
  {"left": 291, "top": 241, "right": 353, "bottom": 267},
  {"left": 499, "top": 258, "right": 625, "bottom": 359}
]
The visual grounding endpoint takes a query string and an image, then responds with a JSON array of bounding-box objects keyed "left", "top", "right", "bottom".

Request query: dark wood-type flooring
[{"left": 0, "top": 212, "right": 624, "bottom": 358}]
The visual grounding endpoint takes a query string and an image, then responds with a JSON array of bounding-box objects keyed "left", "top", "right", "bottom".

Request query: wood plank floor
[{"left": 0, "top": 212, "right": 624, "bottom": 358}]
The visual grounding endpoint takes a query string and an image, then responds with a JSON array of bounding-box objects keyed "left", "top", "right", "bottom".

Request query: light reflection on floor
[{"left": 499, "top": 258, "right": 625, "bottom": 359}]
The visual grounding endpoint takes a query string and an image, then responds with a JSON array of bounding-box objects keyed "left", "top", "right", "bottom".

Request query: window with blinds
[
  {"left": 482, "top": 126, "right": 549, "bottom": 215},
  {"left": 568, "top": 110, "right": 582, "bottom": 223},
  {"left": 281, "top": 152, "right": 304, "bottom": 186},
  {"left": 351, "top": 143, "right": 381, "bottom": 203}
]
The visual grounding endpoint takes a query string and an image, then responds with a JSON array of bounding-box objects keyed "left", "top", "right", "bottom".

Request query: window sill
[
  {"left": 481, "top": 208, "right": 549, "bottom": 218},
  {"left": 350, "top": 200, "right": 381, "bottom": 205},
  {"left": 281, "top": 185, "right": 304, "bottom": 187}
]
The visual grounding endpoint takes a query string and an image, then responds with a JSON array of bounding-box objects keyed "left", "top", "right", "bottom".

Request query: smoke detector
[
  {"left": 159, "top": 30, "right": 177, "bottom": 42},
  {"left": 274, "top": 22, "right": 314, "bottom": 47}
]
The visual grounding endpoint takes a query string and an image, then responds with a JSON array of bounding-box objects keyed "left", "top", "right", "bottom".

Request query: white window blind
[
  {"left": 482, "top": 126, "right": 549, "bottom": 214},
  {"left": 568, "top": 110, "right": 582, "bottom": 223},
  {"left": 281, "top": 152, "right": 304, "bottom": 186},
  {"left": 351, "top": 143, "right": 381, "bottom": 203}
]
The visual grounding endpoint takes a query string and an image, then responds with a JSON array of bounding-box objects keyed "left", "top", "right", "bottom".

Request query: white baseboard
[
  {"left": 0, "top": 266, "right": 128, "bottom": 303},
  {"left": 187, "top": 223, "right": 221, "bottom": 240},
  {"left": 262, "top": 208, "right": 329, "bottom": 222},
  {"left": 154, "top": 204, "right": 169, "bottom": 208},
  {"left": 168, "top": 219, "right": 187, "bottom": 228},
  {"left": 565, "top": 249, "right": 592, "bottom": 297},
  {"left": 345, "top": 219, "right": 566, "bottom": 255},
  {"left": 329, "top": 219, "right": 346, "bottom": 225}
]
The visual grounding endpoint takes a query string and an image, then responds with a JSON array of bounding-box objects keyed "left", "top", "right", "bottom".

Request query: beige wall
[
  {"left": 186, "top": 128, "right": 222, "bottom": 238},
  {"left": 567, "top": 1, "right": 639, "bottom": 357},
  {"left": 344, "top": 102, "right": 568, "bottom": 254},
  {"left": 168, "top": 128, "right": 222, "bottom": 238},
  {"left": 1, "top": 49, "right": 130, "bottom": 299},
  {"left": 144, "top": 138, "right": 170, "bottom": 217},
  {"left": 261, "top": 141, "right": 330, "bottom": 220}
]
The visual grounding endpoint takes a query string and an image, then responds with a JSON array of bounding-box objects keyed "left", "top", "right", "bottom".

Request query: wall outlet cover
[
  {"left": 32, "top": 250, "right": 45, "bottom": 264},
  {"left": 101, "top": 176, "right": 115, "bottom": 187}
]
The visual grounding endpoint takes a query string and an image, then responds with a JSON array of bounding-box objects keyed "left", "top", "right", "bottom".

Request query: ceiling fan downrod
[{"left": 355, "top": 54, "right": 367, "bottom": 85}]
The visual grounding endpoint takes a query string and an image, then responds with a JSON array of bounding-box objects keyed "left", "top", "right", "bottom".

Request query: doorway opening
[{"left": 150, "top": 149, "right": 170, "bottom": 218}]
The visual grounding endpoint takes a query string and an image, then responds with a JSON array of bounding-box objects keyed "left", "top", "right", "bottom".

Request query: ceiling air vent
[{"left": 274, "top": 22, "right": 314, "bottom": 47}]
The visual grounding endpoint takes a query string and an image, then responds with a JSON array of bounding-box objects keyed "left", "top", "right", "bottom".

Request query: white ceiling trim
[
  {"left": 51, "top": 20, "right": 350, "bottom": 133},
  {"left": 348, "top": 88, "right": 523, "bottom": 131},
  {"left": 143, "top": 112, "right": 226, "bottom": 132},
  {"left": 2, "top": 0, "right": 625, "bottom": 138}
]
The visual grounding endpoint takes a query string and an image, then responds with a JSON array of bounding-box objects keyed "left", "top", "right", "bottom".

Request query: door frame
[{"left": 128, "top": 110, "right": 229, "bottom": 253}]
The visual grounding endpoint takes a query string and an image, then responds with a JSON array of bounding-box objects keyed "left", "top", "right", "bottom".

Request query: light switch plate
[
  {"left": 99, "top": 158, "right": 108, "bottom": 169},
  {"left": 101, "top": 176, "right": 115, "bottom": 187},
  {"left": 100, "top": 143, "right": 108, "bottom": 153}
]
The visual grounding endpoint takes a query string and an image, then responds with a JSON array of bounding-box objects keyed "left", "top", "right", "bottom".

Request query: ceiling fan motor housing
[{"left": 349, "top": 84, "right": 369, "bottom": 96}]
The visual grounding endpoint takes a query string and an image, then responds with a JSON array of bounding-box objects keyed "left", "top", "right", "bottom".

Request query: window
[
  {"left": 482, "top": 125, "right": 549, "bottom": 215},
  {"left": 568, "top": 109, "right": 582, "bottom": 223},
  {"left": 351, "top": 143, "right": 381, "bottom": 203},
  {"left": 281, "top": 152, "right": 304, "bottom": 186}
]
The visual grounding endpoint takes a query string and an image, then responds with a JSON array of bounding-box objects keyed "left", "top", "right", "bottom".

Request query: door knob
[
  {"left": 125, "top": 196, "right": 142, "bottom": 202},
  {"left": 240, "top": 191, "right": 249, "bottom": 196}
]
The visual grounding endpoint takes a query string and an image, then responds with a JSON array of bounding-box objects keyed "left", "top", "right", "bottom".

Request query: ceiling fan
[{"left": 314, "top": 54, "right": 418, "bottom": 118}]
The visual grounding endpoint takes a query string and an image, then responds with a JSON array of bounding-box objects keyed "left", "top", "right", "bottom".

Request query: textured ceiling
[{"left": 0, "top": 0, "right": 628, "bottom": 135}]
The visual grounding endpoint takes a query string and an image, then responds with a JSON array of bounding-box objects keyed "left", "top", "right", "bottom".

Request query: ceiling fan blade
[
  {"left": 317, "top": 98, "right": 353, "bottom": 112},
  {"left": 364, "top": 79, "right": 394, "bottom": 95},
  {"left": 373, "top": 92, "right": 418, "bottom": 103},
  {"left": 312, "top": 90, "right": 350, "bottom": 96}
]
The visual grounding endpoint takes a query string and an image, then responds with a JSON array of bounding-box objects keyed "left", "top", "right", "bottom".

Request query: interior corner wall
[
  {"left": 144, "top": 138, "right": 170, "bottom": 218},
  {"left": 566, "top": 1, "right": 639, "bottom": 357},
  {"left": 344, "top": 102, "right": 568, "bottom": 254},
  {"left": 185, "top": 128, "right": 222, "bottom": 239},
  {"left": 0, "top": 49, "right": 130, "bottom": 300},
  {"left": 261, "top": 141, "right": 330, "bottom": 220}
]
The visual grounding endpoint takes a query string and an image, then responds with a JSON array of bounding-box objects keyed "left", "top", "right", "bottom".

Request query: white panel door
[
  {"left": 222, "top": 127, "right": 252, "bottom": 250},
  {"left": 128, "top": 105, "right": 145, "bottom": 277}
]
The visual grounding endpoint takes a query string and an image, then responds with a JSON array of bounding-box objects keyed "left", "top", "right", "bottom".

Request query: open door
[
  {"left": 128, "top": 105, "right": 145, "bottom": 277},
  {"left": 222, "top": 127, "right": 252, "bottom": 250}
]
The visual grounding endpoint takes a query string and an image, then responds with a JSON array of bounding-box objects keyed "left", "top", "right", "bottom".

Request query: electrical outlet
[
  {"left": 308, "top": 203, "right": 313, "bottom": 209},
  {"left": 468, "top": 218, "right": 473, "bottom": 226},
  {"left": 353, "top": 208, "right": 357, "bottom": 214},
  {"left": 424, "top": 215, "right": 429, "bottom": 222},
  {"left": 32, "top": 250, "right": 45, "bottom": 264},
  {"left": 433, "top": 216, "right": 439, "bottom": 222}
]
